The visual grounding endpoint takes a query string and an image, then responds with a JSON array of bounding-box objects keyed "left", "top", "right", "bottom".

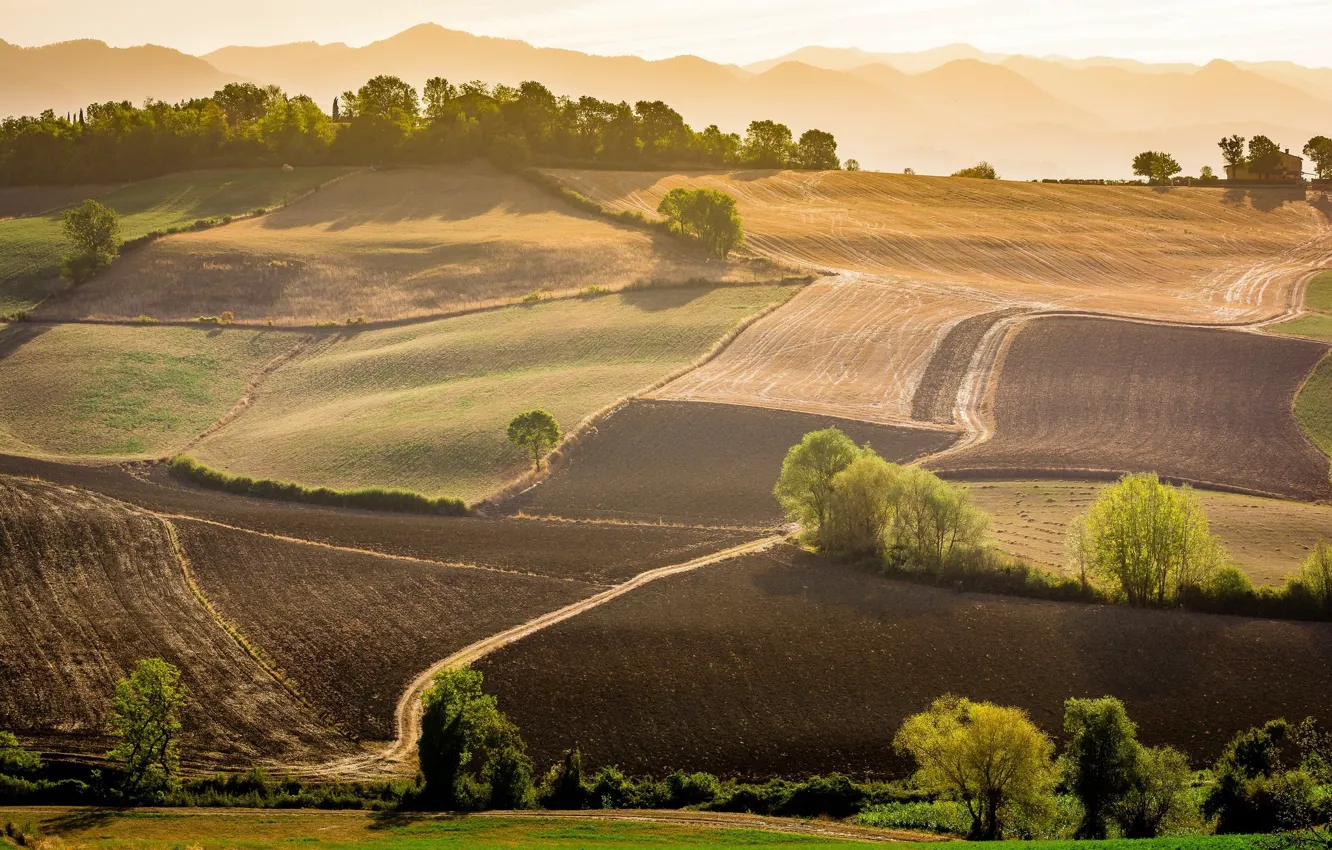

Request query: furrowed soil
[
  {"left": 477, "top": 544, "right": 1332, "bottom": 778},
  {"left": 0, "top": 167, "right": 349, "bottom": 314},
  {"left": 188, "top": 285, "right": 798, "bottom": 501},
  {"left": 966, "top": 480, "right": 1332, "bottom": 586},
  {"left": 0, "top": 455, "right": 751, "bottom": 584},
  {"left": 932, "top": 316, "right": 1332, "bottom": 501},
  {"left": 45, "top": 166, "right": 780, "bottom": 325},
  {"left": 0, "top": 476, "right": 353, "bottom": 764},
  {"left": 175, "top": 519, "right": 600, "bottom": 741},
  {"left": 0, "top": 322, "right": 303, "bottom": 459},
  {"left": 507, "top": 399, "right": 955, "bottom": 525}
]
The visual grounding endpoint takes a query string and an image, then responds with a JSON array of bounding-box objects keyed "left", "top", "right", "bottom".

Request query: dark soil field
[
  {"left": 176, "top": 519, "right": 599, "bottom": 741},
  {"left": 0, "top": 476, "right": 353, "bottom": 764},
  {"left": 506, "top": 400, "right": 956, "bottom": 525},
  {"left": 0, "top": 455, "right": 751, "bottom": 583},
  {"left": 933, "top": 317, "right": 1332, "bottom": 500},
  {"left": 910, "top": 308, "right": 1026, "bottom": 424},
  {"left": 0, "top": 185, "right": 113, "bottom": 220},
  {"left": 478, "top": 544, "right": 1332, "bottom": 778}
]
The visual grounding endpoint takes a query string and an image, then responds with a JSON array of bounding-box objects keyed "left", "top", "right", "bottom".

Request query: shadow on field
[
  {"left": 621, "top": 284, "right": 711, "bottom": 311},
  {"left": 42, "top": 808, "right": 123, "bottom": 835},
  {"left": 368, "top": 810, "right": 465, "bottom": 830},
  {"left": 0, "top": 322, "right": 50, "bottom": 361}
]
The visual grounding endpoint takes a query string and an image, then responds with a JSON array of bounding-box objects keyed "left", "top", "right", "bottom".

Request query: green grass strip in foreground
[
  {"left": 169, "top": 455, "right": 467, "bottom": 516},
  {"left": 1303, "top": 270, "right": 1332, "bottom": 314},
  {"left": 1296, "top": 353, "right": 1332, "bottom": 461}
]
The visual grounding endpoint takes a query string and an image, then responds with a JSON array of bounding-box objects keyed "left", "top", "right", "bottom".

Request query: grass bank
[{"left": 169, "top": 456, "right": 468, "bottom": 515}]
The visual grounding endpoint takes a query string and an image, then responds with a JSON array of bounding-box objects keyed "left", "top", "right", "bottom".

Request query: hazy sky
[{"left": 3, "top": 0, "right": 1329, "bottom": 66}]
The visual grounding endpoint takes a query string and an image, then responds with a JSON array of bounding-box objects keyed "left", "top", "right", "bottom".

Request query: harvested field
[
  {"left": 648, "top": 277, "right": 1001, "bottom": 425},
  {"left": 0, "top": 167, "right": 349, "bottom": 314},
  {"left": 967, "top": 480, "right": 1332, "bottom": 586},
  {"left": 0, "top": 323, "right": 303, "bottom": 459},
  {"left": 933, "top": 316, "right": 1332, "bottom": 501},
  {"left": 551, "top": 169, "right": 1332, "bottom": 323},
  {"left": 0, "top": 476, "right": 352, "bottom": 764},
  {"left": 910, "top": 307, "right": 1028, "bottom": 424},
  {"left": 0, "top": 184, "right": 115, "bottom": 221},
  {"left": 478, "top": 544, "right": 1332, "bottom": 778},
  {"left": 189, "top": 285, "right": 797, "bottom": 501},
  {"left": 46, "top": 167, "right": 779, "bottom": 325},
  {"left": 175, "top": 519, "right": 600, "bottom": 741},
  {"left": 508, "top": 399, "right": 954, "bottom": 525},
  {"left": 0, "top": 454, "right": 752, "bottom": 584}
]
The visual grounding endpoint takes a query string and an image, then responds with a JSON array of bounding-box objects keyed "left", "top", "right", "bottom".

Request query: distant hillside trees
[
  {"left": 0, "top": 75, "right": 846, "bottom": 185},
  {"left": 60, "top": 198, "right": 121, "bottom": 283},
  {"left": 656, "top": 188, "right": 744, "bottom": 258},
  {"left": 1131, "top": 151, "right": 1183, "bottom": 184},
  {"left": 952, "top": 161, "right": 998, "bottom": 179}
]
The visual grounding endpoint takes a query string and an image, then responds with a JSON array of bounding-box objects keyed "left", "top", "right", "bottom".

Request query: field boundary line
[
  {"left": 156, "top": 513, "right": 603, "bottom": 586},
  {"left": 303, "top": 534, "right": 784, "bottom": 778},
  {"left": 159, "top": 516, "right": 359, "bottom": 742}
]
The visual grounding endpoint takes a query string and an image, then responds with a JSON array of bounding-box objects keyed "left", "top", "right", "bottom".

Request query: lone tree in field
[
  {"left": 773, "top": 427, "right": 864, "bottom": 542},
  {"left": 656, "top": 187, "right": 744, "bottom": 258},
  {"left": 1069, "top": 473, "right": 1225, "bottom": 607},
  {"left": 507, "top": 409, "right": 562, "bottom": 471},
  {"left": 418, "top": 666, "right": 534, "bottom": 810},
  {"left": 952, "top": 161, "right": 998, "bottom": 179},
  {"left": 61, "top": 198, "right": 121, "bottom": 283},
  {"left": 1131, "top": 151, "right": 1183, "bottom": 185},
  {"left": 107, "top": 658, "right": 187, "bottom": 799},
  {"left": 1062, "top": 697, "right": 1142, "bottom": 839},
  {"left": 895, "top": 695, "right": 1056, "bottom": 840}
]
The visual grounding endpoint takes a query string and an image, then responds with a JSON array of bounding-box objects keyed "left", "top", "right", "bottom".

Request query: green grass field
[
  {"left": 0, "top": 167, "right": 351, "bottom": 314},
  {"left": 191, "top": 284, "right": 798, "bottom": 501},
  {"left": 0, "top": 808, "right": 1274, "bottom": 849},
  {"left": 0, "top": 323, "right": 303, "bottom": 458},
  {"left": 1296, "top": 352, "right": 1332, "bottom": 461},
  {"left": 1270, "top": 270, "right": 1332, "bottom": 341}
]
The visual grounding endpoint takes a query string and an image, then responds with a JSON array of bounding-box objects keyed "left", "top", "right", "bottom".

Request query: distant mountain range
[{"left": 4, "top": 24, "right": 1330, "bottom": 180}]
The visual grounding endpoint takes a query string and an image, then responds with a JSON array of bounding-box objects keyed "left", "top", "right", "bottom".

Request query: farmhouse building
[{"left": 1226, "top": 149, "right": 1304, "bottom": 182}]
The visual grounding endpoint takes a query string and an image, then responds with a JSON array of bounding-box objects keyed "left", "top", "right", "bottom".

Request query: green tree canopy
[
  {"left": 743, "top": 119, "right": 794, "bottom": 168},
  {"left": 773, "top": 427, "right": 865, "bottom": 542},
  {"left": 823, "top": 452, "right": 901, "bottom": 557},
  {"left": 1248, "top": 135, "right": 1284, "bottom": 180},
  {"left": 892, "top": 466, "right": 989, "bottom": 571},
  {"left": 1062, "top": 697, "right": 1142, "bottom": 839},
  {"left": 1131, "top": 151, "right": 1183, "bottom": 184},
  {"left": 952, "top": 161, "right": 998, "bottom": 179},
  {"left": 61, "top": 198, "right": 121, "bottom": 283},
  {"left": 655, "top": 187, "right": 745, "bottom": 258},
  {"left": 107, "top": 658, "right": 188, "bottom": 800},
  {"left": 1218, "top": 135, "right": 1247, "bottom": 168},
  {"left": 795, "top": 129, "right": 840, "bottom": 170},
  {"left": 1295, "top": 541, "right": 1332, "bottom": 615},
  {"left": 1304, "top": 136, "right": 1332, "bottom": 180},
  {"left": 507, "top": 409, "right": 562, "bottom": 471},
  {"left": 895, "top": 695, "right": 1056, "bottom": 840},
  {"left": 1069, "top": 473, "right": 1226, "bottom": 607},
  {"left": 0, "top": 730, "right": 42, "bottom": 777},
  {"left": 1116, "top": 745, "right": 1194, "bottom": 839}
]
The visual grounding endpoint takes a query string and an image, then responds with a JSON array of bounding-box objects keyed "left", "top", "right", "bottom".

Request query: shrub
[
  {"left": 952, "top": 161, "right": 999, "bottom": 179},
  {"left": 197, "top": 315, "right": 220, "bottom": 324},
  {"left": 60, "top": 198, "right": 121, "bottom": 283},
  {"left": 132, "top": 314, "right": 159, "bottom": 324},
  {"left": 539, "top": 747, "right": 587, "bottom": 810},
  {"left": 656, "top": 187, "right": 744, "bottom": 258},
  {"left": 219, "top": 311, "right": 234, "bottom": 324}
]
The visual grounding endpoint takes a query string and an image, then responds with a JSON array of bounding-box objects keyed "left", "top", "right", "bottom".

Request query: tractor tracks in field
[{"left": 294, "top": 533, "right": 785, "bottom": 779}]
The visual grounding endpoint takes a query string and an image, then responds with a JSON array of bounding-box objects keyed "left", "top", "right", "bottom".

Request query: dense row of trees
[{"left": 0, "top": 77, "right": 844, "bottom": 185}]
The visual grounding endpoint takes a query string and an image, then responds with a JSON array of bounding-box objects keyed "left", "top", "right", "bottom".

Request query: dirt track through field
[{"left": 298, "top": 534, "right": 783, "bottom": 778}]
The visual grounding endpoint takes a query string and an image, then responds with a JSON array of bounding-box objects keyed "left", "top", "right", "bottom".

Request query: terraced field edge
[{"left": 168, "top": 455, "right": 469, "bottom": 516}]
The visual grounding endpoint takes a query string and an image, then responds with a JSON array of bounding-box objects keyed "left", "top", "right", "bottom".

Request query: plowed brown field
[
  {"left": 933, "top": 316, "right": 1332, "bottom": 500},
  {"left": 45, "top": 167, "right": 774, "bottom": 325},
  {"left": 0, "top": 476, "right": 353, "bottom": 764},
  {"left": 175, "top": 519, "right": 599, "bottom": 741},
  {"left": 477, "top": 544, "right": 1332, "bottom": 778},
  {"left": 507, "top": 399, "right": 954, "bottom": 525}
]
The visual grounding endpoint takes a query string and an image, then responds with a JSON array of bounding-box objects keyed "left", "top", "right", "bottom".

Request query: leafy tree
[
  {"left": 742, "top": 119, "right": 794, "bottom": 168},
  {"left": 1249, "top": 135, "right": 1285, "bottom": 181},
  {"left": 1295, "top": 541, "right": 1332, "bottom": 615},
  {"left": 0, "top": 730, "right": 41, "bottom": 777},
  {"left": 1115, "top": 745, "right": 1195, "bottom": 838},
  {"left": 1205, "top": 719, "right": 1322, "bottom": 835},
  {"left": 507, "top": 409, "right": 562, "bottom": 471},
  {"left": 213, "top": 82, "right": 270, "bottom": 125},
  {"left": 61, "top": 198, "right": 121, "bottom": 283},
  {"left": 655, "top": 187, "right": 744, "bottom": 258},
  {"left": 1061, "top": 697, "right": 1141, "bottom": 839},
  {"left": 1219, "top": 135, "right": 1248, "bottom": 169},
  {"left": 1200, "top": 165, "right": 1218, "bottom": 182},
  {"left": 773, "top": 428, "right": 864, "bottom": 541},
  {"left": 635, "top": 100, "right": 687, "bottom": 159},
  {"left": 952, "top": 161, "right": 998, "bottom": 179},
  {"left": 332, "top": 96, "right": 339, "bottom": 121},
  {"left": 1132, "top": 151, "right": 1183, "bottom": 184},
  {"left": 845, "top": 159, "right": 861, "bottom": 172},
  {"left": 423, "top": 77, "right": 459, "bottom": 124},
  {"left": 1071, "top": 473, "right": 1225, "bottom": 607},
  {"left": 540, "top": 746, "right": 587, "bottom": 810},
  {"left": 895, "top": 695, "right": 1056, "bottom": 840},
  {"left": 823, "top": 453, "right": 901, "bottom": 557},
  {"left": 1305, "top": 136, "right": 1332, "bottom": 181},
  {"left": 795, "top": 129, "right": 840, "bottom": 170},
  {"left": 106, "top": 658, "right": 187, "bottom": 800},
  {"left": 892, "top": 466, "right": 989, "bottom": 571}
]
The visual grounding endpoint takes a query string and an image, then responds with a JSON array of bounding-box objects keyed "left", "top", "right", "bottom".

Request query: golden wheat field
[
  {"left": 969, "top": 479, "right": 1332, "bottom": 586},
  {"left": 554, "top": 169, "right": 1332, "bottom": 427},
  {"left": 188, "top": 284, "right": 798, "bottom": 501},
  {"left": 44, "top": 166, "right": 777, "bottom": 325}
]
